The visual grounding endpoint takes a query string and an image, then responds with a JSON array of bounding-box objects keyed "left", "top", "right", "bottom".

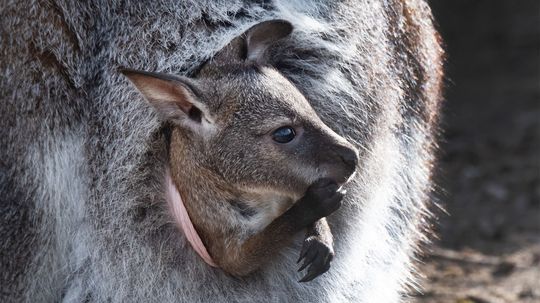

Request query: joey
[{"left": 122, "top": 20, "right": 358, "bottom": 282}]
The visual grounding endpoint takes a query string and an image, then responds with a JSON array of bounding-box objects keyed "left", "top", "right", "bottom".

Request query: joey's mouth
[
  {"left": 335, "top": 172, "right": 356, "bottom": 197},
  {"left": 338, "top": 170, "right": 357, "bottom": 187},
  {"left": 322, "top": 168, "right": 357, "bottom": 189}
]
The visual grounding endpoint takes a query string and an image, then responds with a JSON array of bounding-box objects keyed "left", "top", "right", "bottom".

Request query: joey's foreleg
[
  {"left": 297, "top": 218, "right": 334, "bottom": 282},
  {"left": 217, "top": 179, "right": 343, "bottom": 277}
]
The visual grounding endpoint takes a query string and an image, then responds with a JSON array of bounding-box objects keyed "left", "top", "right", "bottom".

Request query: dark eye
[{"left": 272, "top": 126, "right": 296, "bottom": 143}]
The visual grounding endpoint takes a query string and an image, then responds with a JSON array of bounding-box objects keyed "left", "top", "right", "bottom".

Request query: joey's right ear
[
  {"left": 120, "top": 68, "right": 214, "bottom": 133},
  {"left": 208, "top": 19, "right": 293, "bottom": 67},
  {"left": 244, "top": 20, "right": 293, "bottom": 63}
]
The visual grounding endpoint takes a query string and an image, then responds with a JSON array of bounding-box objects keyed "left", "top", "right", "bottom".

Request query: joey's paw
[
  {"left": 304, "top": 179, "right": 344, "bottom": 218},
  {"left": 297, "top": 235, "right": 334, "bottom": 282}
]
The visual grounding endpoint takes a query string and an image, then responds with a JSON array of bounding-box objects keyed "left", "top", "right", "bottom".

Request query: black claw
[
  {"left": 297, "top": 249, "right": 318, "bottom": 272},
  {"left": 299, "top": 269, "right": 318, "bottom": 283},
  {"left": 297, "top": 261, "right": 308, "bottom": 272},
  {"left": 297, "top": 243, "right": 308, "bottom": 263},
  {"left": 298, "top": 276, "right": 310, "bottom": 283},
  {"left": 299, "top": 262, "right": 331, "bottom": 283},
  {"left": 297, "top": 237, "right": 334, "bottom": 282},
  {"left": 299, "top": 272, "right": 316, "bottom": 283}
]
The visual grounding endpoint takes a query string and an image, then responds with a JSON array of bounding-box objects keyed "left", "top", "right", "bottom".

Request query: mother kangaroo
[{"left": 0, "top": 0, "right": 443, "bottom": 302}]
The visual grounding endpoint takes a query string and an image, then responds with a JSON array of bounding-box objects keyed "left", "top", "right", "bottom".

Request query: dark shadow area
[
  {"left": 433, "top": 0, "right": 539, "bottom": 253},
  {"left": 416, "top": 1, "right": 540, "bottom": 302}
]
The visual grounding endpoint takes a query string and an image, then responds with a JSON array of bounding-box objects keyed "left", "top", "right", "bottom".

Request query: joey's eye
[{"left": 272, "top": 126, "right": 296, "bottom": 143}]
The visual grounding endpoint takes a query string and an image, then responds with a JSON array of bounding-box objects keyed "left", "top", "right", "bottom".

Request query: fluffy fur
[{"left": 0, "top": 0, "right": 443, "bottom": 302}]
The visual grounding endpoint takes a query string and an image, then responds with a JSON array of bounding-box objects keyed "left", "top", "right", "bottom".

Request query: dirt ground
[{"left": 414, "top": 1, "right": 540, "bottom": 302}]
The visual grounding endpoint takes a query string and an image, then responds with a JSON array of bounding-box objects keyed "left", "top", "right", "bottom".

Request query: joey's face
[
  {"left": 205, "top": 67, "right": 359, "bottom": 198},
  {"left": 121, "top": 19, "right": 358, "bottom": 202}
]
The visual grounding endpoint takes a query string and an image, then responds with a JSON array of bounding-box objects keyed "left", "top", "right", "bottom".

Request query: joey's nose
[
  {"left": 338, "top": 146, "right": 359, "bottom": 170},
  {"left": 319, "top": 144, "right": 359, "bottom": 185}
]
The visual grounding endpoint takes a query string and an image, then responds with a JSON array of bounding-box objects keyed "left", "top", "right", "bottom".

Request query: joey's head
[{"left": 122, "top": 20, "right": 358, "bottom": 201}]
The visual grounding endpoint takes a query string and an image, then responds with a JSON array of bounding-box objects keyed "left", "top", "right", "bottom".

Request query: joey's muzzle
[
  {"left": 320, "top": 144, "right": 359, "bottom": 185},
  {"left": 336, "top": 145, "right": 359, "bottom": 171}
]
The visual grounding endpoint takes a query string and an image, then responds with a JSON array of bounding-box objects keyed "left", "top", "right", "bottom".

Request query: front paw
[
  {"left": 297, "top": 235, "right": 334, "bottom": 282},
  {"left": 303, "top": 179, "right": 344, "bottom": 218}
]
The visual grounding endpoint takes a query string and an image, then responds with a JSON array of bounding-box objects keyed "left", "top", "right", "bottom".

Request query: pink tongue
[{"left": 165, "top": 170, "right": 218, "bottom": 267}]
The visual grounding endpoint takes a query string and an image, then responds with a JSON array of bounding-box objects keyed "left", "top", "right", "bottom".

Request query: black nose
[{"left": 338, "top": 146, "right": 359, "bottom": 169}]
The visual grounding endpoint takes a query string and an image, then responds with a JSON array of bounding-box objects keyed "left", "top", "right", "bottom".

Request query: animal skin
[{"left": 0, "top": 1, "right": 443, "bottom": 302}]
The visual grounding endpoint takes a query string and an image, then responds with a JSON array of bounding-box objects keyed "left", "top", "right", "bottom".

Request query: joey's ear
[
  {"left": 120, "top": 68, "right": 213, "bottom": 130},
  {"left": 244, "top": 20, "right": 293, "bottom": 63},
  {"left": 208, "top": 19, "right": 293, "bottom": 67}
]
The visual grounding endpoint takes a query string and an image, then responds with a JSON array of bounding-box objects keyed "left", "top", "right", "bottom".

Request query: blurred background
[{"left": 415, "top": 1, "right": 540, "bottom": 302}]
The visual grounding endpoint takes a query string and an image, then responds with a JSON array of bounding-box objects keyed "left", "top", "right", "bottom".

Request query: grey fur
[{"left": 0, "top": 0, "right": 443, "bottom": 302}]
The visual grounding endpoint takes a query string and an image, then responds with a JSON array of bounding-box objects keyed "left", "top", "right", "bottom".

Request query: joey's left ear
[{"left": 120, "top": 68, "right": 214, "bottom": 133}]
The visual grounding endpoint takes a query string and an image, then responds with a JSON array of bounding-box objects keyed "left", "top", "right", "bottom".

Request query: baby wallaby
[{"left": 121, "top": 20, "right": 358, "bottom": 282}]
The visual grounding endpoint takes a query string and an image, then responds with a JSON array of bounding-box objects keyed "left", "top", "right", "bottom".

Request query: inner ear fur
[
  {"left": 245, "top": 19, "right": 293, "bottom": 63},
  {"left": 120, "top": 68, "right": 207, "bottom": 124},
  {"left": 207, "top": 19, "right": 293, "bottom": 67}
]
